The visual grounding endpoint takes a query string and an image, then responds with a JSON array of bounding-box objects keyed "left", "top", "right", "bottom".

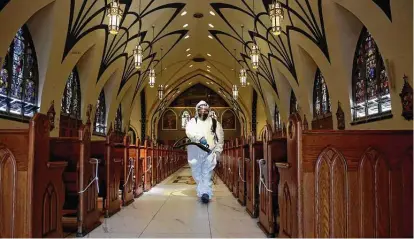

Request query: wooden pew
[
  {"left": 50, "top": 106, "right": 101, "bottom": 237},
  {"left": 128, "top": 138, "right": 144, "bottom": 198},
  {"left": 246, "top": 132, "right": 263, "bottom": 218},
  {"left": 140, "top": 139, "right": 153, "bottom": 191},
  {"left": 277, "top": 113, "right": 413, "bottom": 238},
  {"left": 90, "top": 126, "right": 123, "bottom": 218},
  {"left": 0, "top": 112, "right": 67, "bottom": 238},
  {"left": 258, "top": 125, "right": 287, "bottom": 237},
  {"left": 232, "top": 138, "right": 240, "bottom": 198},
  {"left": 238, "top": 137, "right": 249, "bottom": 206},
  {"left": 151, "top": 144, "right": 159, "bottom": 186},
  {"left": 120, "top": 135, "right": 134, "bottom": 206}
]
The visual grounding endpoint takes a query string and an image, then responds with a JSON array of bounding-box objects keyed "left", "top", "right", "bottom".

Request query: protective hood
[{"left": 196, "top": 100, "right": 209, "bottom": 110}]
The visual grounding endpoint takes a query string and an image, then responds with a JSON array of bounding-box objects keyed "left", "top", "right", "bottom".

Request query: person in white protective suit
[{"left": 185, "top": 100, "right": 224, "bottom": 203}]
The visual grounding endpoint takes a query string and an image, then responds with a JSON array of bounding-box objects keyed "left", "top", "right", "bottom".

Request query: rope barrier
[
  {"left": 79, "top": 158, "right": 100, "bottom": 194},
  {"left": 258, "top": 158, "right": 273, "bottom": 194},
  {"left": 123, "top": 158, "right": 134, "bottom": 187},
  {"left": 238, "top": 157, "right": 246, "bottom": 182}
]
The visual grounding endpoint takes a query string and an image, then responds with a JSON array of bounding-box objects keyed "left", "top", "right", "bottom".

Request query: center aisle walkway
[{"left": 86, "top": 166, "right": 266, "bottom": 238}]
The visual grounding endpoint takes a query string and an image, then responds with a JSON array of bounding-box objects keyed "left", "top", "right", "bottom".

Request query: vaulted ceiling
[{"left": 1, "top": 0, "right": 406, "bottom": 134}]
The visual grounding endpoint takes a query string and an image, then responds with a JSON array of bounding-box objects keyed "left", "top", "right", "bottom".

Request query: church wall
[{"left": 157, "top": 107, "right": 241, "bottom": 145}]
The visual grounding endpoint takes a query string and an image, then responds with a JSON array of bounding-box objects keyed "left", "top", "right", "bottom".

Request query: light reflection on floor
[{"left": 81, "top": 167, "right": 266, "bottom": 238}]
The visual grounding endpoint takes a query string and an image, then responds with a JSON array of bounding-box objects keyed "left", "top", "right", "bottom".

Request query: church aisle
[{"left": 85, "top": 166, "right": 266, "bottom": 238}]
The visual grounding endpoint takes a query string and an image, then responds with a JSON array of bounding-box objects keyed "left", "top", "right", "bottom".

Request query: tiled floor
[{"left": 84, "top": 166, "right": 266, "bottom": 238}]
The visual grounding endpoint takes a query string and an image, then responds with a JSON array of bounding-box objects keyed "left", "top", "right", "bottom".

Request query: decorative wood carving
[
  {"left": 86, "top": 104, "right": 92, "bottom": 126},
  {"left": 336, "top": 101, "right": 345, "bottom": 130},
  {"left": 47, "top": 100, "right": 56, "bottom": 131},
  {"left": 399, "top": 75, "right": 413, "bottom": 120}
]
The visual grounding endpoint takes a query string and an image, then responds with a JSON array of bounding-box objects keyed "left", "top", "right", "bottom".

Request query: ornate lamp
[
  {"left": 239, "top": 68, "right": 247, "bottom": 87},
  {"left": 149, "top": 68, "right": 155, "bottom": 88},
  {"left": 269, "top": 0, "right": 284, "bottom": 36},
  {"left": 158, "top": 84, "right": 164, "bottom": 100},
  {"left": 232, "top": 84, "right": 239, "bottom": 100},
  {"left": 107, "top": 0, "right": 123, "bottom": 35},
  {"left": 133, "top": 45, "right": 143, "bottom": 69},
  {"left": 250, "top": 44, "right": 260, "bottom": 70}
]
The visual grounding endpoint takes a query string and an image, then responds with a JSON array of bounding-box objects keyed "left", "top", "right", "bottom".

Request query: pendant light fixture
[
  {"left": 133, "top": 0, "right": 143, "bottom": 69},
  {"left": 239, "top": 25, "right": 247, "bottom": 87},
  {"left": 250, "top": 0, "right": 260, "bottom": 70},
  {"left": 269, "top": 0, "right": 284, "bottom": 36},
  {"left": 148, "top": 25, "right": 156, "bottom": 88},
  {"left": 158, "top": 47, "right": 164, "bottom": 99},
  {"left": 232, "top": 84, "right": 239, "bottom": 100},
  {"left": 158, "top": 84, "right": 164, "bottom": 100},
  {"left": 107, "top": 0, "right": 123, "bottom": 35}
]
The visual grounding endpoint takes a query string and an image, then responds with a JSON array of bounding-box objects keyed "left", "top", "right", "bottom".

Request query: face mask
[{"left": 197, "top": 105, "right": 209, "bottom": 121}]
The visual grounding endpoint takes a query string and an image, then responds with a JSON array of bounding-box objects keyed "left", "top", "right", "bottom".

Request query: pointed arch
[
  {"left": 114, "top": 104, "right": 122, "bottom": 133},
  {"left": 0, "top": 25, "right": 39, "bottom": 120},
  {"left": 180, "top": 109, "right": 191, "bottom": 129},
  {"left": 59, "top": 67, "right": 81, "bottom": 137},
  {"left": 290, "top": 90, "right": 298, "bottom": 115},
  {"left": 162, "top": 109, "right": 177, "bottom": 130},
  {"left": 94, "top": 90, "right": 106, "bottom": 135},
  {"left": 351, "top": 27, "right": 392, "bottom": 123}
]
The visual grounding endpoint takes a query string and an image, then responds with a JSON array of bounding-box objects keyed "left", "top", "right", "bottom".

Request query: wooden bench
[
  {"left": 90, "top": 126, "right": 123, "bottom": 218},
  {"left": 277, "top": 113, "right": 413, "bottom": 238},
  {"left": 140, "top": 140, "right": 153, "bottom": 192},
  {"left": 238, "top": 137, "right": 249, "bottom": 206},
  {"left": 246, "top": 132, "right": 263, "bottom": 218},
  {"left": 50, "top": 106, "right": 101, "bottom": 237},
  {"left": 0, "top": 112, "right": 67, "bottom": 238},
  {"left": 128, "top": 138, "right": 143, "bottom": 198},
  {"left": 258, "top": 125, "right": 287, "bottom": 237},
  {"left": 119, "top": 135, "right": 134, "bottom": 206},
  {"left": 232, "top": 138, "right": 241, "bottom": 198}
]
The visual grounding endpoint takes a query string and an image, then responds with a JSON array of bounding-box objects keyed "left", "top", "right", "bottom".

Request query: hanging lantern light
[
  {"left": 239, "top": 68, "right": 247, "bottom": 87},
  {"left": 107, "top": 0, "right": 123, "bottom": 35},
  {"left": 232, "top": 84, "right": 239, "bottom": 100},
  {"left": 158, "top": 84, "right": 164, "bottom": 100},
  {"left": 250, "top": 44, "right": 260, "bottom": 70},
  {"left": 133, "top": 45, "right": 143, "bottom": 69},
  {"left": 269, "top": 0, "right": 284, "bottom": 36},
  {"left": 149, "top": 68, "right": 155, "bottom": 88}
]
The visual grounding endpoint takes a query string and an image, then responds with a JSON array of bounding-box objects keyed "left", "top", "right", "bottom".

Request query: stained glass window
[
  {"left": 0, "top": 26, "right": 39, "bottom": 119},
  {"left": 313, "top": 69, "right": 331, "bottom": 118},
  {"left": 61, "top": 68, "right": 81, "bottom": 119},
  {"left": 290, "top": 90, "right": 298, "bottom": 115},
  {"left": 181, "top": 110, "right": 191, "bottom": 129},
  {"left": 352, "top": 28, "right": 391, "bottom": 121},
  {"left": 274, "top": 105, "right": 281, "bottom": 130},
  {"left": 114, "top": 104, "right": 122, "bottom": 132},
  {"left": 94, "top": 90, "right": 106, "bottom": 135}
]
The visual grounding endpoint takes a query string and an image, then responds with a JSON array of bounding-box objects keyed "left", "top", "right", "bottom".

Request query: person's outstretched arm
[
  {"left": 185, "top": 118, "right": 203, "bottom": 142},
  {"left": 214, "top": 121, "right": 224, "bottom": 153}
]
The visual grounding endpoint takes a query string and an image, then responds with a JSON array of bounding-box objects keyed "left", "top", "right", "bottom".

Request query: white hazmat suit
[{"left": 185, "top": 101, "right": 224, "bottom": 200}]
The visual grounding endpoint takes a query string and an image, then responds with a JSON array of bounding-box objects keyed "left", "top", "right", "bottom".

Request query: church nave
[{"left": 80, "top": 166, "right": 265, "bottom": 238}]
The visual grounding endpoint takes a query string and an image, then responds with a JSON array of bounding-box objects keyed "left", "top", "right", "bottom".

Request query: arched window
[
  {"left": 59, "top": 68, "right": 81, "bottom": 137},
  {"left": 128, "top": 127, "right": 137, "bottom": 145},
  {"left": 313, "top": 69, "right": 331, "bottom": 118},
  {"left": 94, "top": 90, "right": 106, "bottom": 135},
  {"left": 352, "top": 28, "right": 391, "bottom": 121},
  {"left": 181, "top": 110, "right": 191, "bottom": 129},
  {"left": 0, "top": 26, "right": 39, "bottom": 119},
  {"left": 274, "top": 104, "right": 281, "bottom": 130},
  {"left": 290, "top": 90, "right": 298, "bottom": 115},
  {"left": 61, "top": 69, "right": 81, "bottom": 119},
  {"left": 114, "top": 104, "right": 122, "bottom": 133}
]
